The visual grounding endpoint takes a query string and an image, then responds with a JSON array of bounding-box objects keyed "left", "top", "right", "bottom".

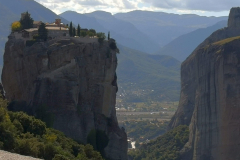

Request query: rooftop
[
  {"left": 46, "top": 27, "right": 68, "bottom": 31},
  {"left": 33, "top": 21, "right": 42, "bottom": 24},
  {"left": 24, "top": 27, "right": 68, "bottom": 33}
]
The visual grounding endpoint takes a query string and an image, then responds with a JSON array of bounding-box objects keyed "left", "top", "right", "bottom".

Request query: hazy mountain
[
  {"left": 0, "top": 0, "right": 69, "bottom": 66},
  {"left": 60, "top": 11, "right": 159, "bottom": 53},
  {"left": 114, "top": 10, "right": 228, "bottom": 47},
  {"left": 0, "top": 0, "right": 69, "bottom": 24},
  {"left": 117, "top": 45, "right": 181, "bottom": 103},
  {"left": 156, "top": 20, "right": 227, "bottom": 61},
  {"left": 58, "top": 11, "right": 106, "bottom": 31}
]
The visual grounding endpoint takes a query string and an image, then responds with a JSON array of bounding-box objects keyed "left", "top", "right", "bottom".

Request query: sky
[{"left": 35, "top": 0, "right": 239, "bottom": 17}]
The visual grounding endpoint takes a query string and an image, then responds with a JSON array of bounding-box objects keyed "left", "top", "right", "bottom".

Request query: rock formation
[
  {"left": 169, "top": 7, "right": 240, "bottom": 160},
  {"left": 2, "top": 37, "right": 127, "bottom": 160}
]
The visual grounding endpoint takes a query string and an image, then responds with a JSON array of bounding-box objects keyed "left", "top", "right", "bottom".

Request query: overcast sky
[{"left": 35, "top": 0, "right": 239, "bottom": 16}]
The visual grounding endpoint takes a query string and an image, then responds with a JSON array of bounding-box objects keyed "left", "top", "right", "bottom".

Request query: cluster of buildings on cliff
[
  {"left": 11, "top": 12, "right": 77, "bottom": 40},
  {"left": 21, "top": 12, "right": 69, "bottom": 39}
]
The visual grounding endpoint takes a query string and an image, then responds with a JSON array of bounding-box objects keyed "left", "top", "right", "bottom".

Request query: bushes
[
  {"left": 0, "top": 104, "right": 103, "bottom": 159},
  {"left": 11, "top": 21, "right": 22, "bottom": 32},
  {"left": 9, "top": 111, "right": 47, "bottom": 136},
  {"left": 128, "top": 125, "right": 189, "bottom": 160},
  {"left": 97, "top": 32, "right": 106, "bottom": 44},
  {"left": 53, "top": 154, "right": 70, "bottom": 160},
  {"left": 80, "top": 31, "right": 87, "bottom": 37}
]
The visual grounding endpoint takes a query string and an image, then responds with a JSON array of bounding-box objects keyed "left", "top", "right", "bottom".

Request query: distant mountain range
[
  {"left": 156, "top": 20, "right": 228, "bottom": 61},
  {"left": 60, "top": 11, "right": 159, "bottom": 53},
  {"left": 114, "top": 11, "right": 228, "bottom": 47},
  {"left": 61, "top": 10, "right": 228, "bottom": 54}
]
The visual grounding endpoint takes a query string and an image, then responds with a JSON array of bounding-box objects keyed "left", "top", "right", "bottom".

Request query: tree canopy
[
  {"left": 97, "top": 32, "right": 106, "bottom": 43},
  {"left": 77, "top": 24, "right": 80, "bottom": 37},
  {"left": 38, "top": 23, "right": 48, "bottom": 41},
  {"left": 80, "top": 30, "right": 87, "bottom": 37},
  {"left": 11, "top": 21, "right": 21, "bottom": 32},
  {"left": 108, "top": 31, "right": 110, "bottom": 40},
  {"left": 128, "top": 125, "right": 189, "bottom": 160},
  {"left": 73, "top": 27, "right": 76, "bottom": 37},
  {"left": 19, "top": 12, "right": 33, "bottom": 30},
  {"left": 0, "top": 94, "right": 104, "bottom": 160},
  {"left": 69, "top": 21, "right": 73, "bottom": 37}
]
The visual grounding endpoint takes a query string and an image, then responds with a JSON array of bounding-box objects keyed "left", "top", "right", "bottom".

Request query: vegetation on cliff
[
  {"left": 0, "top": 95, "right": 103, "bottom": 160},
  {"left": 38, "top": 23, "right": 48, "bottom": 41},
  {"left": 11, "top": 21, "right": 22, "bottom": 32},
  {"left": 19, "top": 11, "right": 33, "bottom": 30},
  {"left": 128, "top": 125, "right": 189, "bottom": 160},
  {"left": 213, "top": 36, "right": 240, "bottom": 46},
  {"left": 123, "top": 120, "right": 168, "bottom": 144}
]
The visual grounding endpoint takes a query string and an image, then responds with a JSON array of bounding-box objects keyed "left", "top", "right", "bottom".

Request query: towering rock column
[
  {"left": 228, "top": 7, "right": 240, "bottom": 28},
  {"left": 2, "top": 38, "right": 128, "bottom": 160},
  {"left": 169, "top": 7, "right": 240, "bottom": 160}
]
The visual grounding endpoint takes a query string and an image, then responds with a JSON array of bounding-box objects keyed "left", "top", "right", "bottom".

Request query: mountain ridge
[
  {"left": 60, "top": 10, "right": 159, "bottom": 53},
  {"left": 156, "top": 20, "right": 227, "bottom": 61},
  {"left": 114, "top": 10, "right": 228, "bottom": 47}
]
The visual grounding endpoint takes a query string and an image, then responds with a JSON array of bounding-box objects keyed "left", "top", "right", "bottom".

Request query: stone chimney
[{"left": 228, "top": 7, "right": 240, "bottom": 28}]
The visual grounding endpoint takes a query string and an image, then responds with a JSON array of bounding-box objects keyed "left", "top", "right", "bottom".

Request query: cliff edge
[
  {"left": 2, "top": 37, "right": 127, "bottom": 160},
  {"left": 169, "top": 7, "right": 240, "bottom": 160}
]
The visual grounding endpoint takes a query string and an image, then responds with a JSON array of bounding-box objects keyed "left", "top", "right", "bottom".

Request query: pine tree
[
  {"left": 108, "top": 31, "right": 110, "bottom": 40},
  {"left": 69, "top": 22, "right": 73, "bottom": 37},
  {"left": 77, "top": 24, "right": 81, "bottom": 36},
  {"left": 19, "top": 11, "right": 33, "bottom": 29},
  {"left": 73, "top": 27, "right": 76, "bottom": 37},
  {"left": 38, "top": 23, "right": 48, "bottom": 41}
]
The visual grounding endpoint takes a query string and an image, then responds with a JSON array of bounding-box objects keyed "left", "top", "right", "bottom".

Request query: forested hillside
[
  {"left": 128, "top": 125, "right": 189, "bottom": 160},
  {"left": 0, "top": 94, "right": 103, "bottom": 160},
  {"left": 117, "top": 45, "right": 181, "bottom": 105}
]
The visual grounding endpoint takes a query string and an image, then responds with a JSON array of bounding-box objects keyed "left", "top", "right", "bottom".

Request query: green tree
[
  {"left": 69, "top": 22, "right": 73, "bottom": 37},
  {"left": 108, "top": 31, "right": 110, "bottom": 40},
  {"left": 88, "top": 29, "right": 96, "bottom": 35},
  {"left": 96, "top": 32, "right": 106, "bottom": 44},
  {"left": 77, "top": 24, "right": 80, "bottom": 37},
  {"left": 72, "top": 27, "right": 76, "bottom": 37},
  {"left": 87, "top": 29, "right": 96, "bottom": 37},
  {"left": 80, "top": 30, "right": 87, "bottom": 37},
  {"left": 19, "top": 12, "right": 33, "bottom": 29},
  {"left": 38, "top": 23, "right": 48, "bottom": 41}
]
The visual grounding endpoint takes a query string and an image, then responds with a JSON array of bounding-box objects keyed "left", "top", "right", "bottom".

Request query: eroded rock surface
[
  {"left": 2, "top": 37, "right": 127, "bottom": 160},
  {"left": 169, "top": 7, "right": 240, "bottom": 160},
  {"left": 228, "top": 7, "right": 240, "bottom": 28}
]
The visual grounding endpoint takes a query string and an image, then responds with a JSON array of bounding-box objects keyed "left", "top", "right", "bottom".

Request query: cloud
[
  {"left": 35, "top": 0, "right": 138, "bottom": 14},
  {"left": 35, "top": 0, "right": 235, "bottom": 16},
  {"left": 141, "top": 0, "right": 240, "bottom": 12}
]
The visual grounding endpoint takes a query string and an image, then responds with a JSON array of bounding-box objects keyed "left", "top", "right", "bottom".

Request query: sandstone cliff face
[
  {"left": 169, "top": 7, "right": 240, "bottom": 160},
  {"left": 2, "top": 37, "right": 127, "bottom": 160}
]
